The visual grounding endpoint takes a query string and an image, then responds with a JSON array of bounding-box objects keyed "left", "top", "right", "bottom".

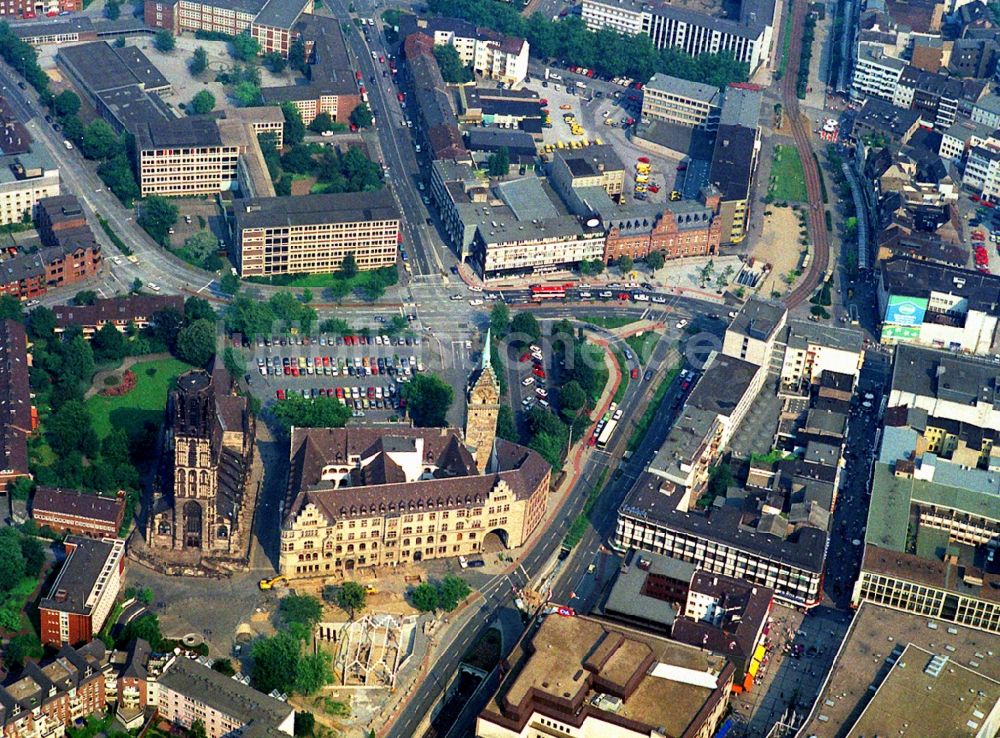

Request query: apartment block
[
  {"left": 641, "top": 73, "right": 722, "bottom": 129},
  {"left": 0, "top": 641, "right": 109, "bottom": 738},
  {"left": 231, "top": 190, "right": 400, "bottom": 277},
  {"left": 0, "top": 151, "right": 59, "bottom": 226},
  {"left": 279, "top": 427, "right": 549, "bottom": 577},
  {"left": 777, "top": 319, "right": 865, "bottom": 393},
  {"left": 722, "top": 296, "right": 787, "bottom": 366},
  {"left": 399, "top": 16, "right": 529, "bottom": 86},
  {"left": 581, "top": 0, "right": 775, "bottom": 73},
  {"left": 708, "top": 124, "right": 759, "bottom": 244},
  {"left": 155, "top": 656, "right": 294, "bottom": 738},
  {"left": 0, "top": 0, "right": 79, "bottom": 19},
  {"left": 53, "top": 294, "right": 184, "bottom": 337},
  {"left": 31, "top": 487, "right": 126, "bottom": 538},
  {"left": 39, "top": 537, "right": 125, "bottom": 647},
  {"left": 0, "top": 319, "right": 32, "bottom": 495},
  {"left": 891, "top": 65, "right": 985, "bottom": 131},
  {"left": 477, "top": 614, "right": 732, "bottom": 738},
  {"left": 851, "top": 43, "right": 906, "bottom": 102}
]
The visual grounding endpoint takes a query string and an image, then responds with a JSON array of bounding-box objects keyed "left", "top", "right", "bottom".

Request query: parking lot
[{"left": 247, "top": 332, "right": 428, "bottom": 422}]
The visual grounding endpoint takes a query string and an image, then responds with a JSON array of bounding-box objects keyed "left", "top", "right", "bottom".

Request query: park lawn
[
  {"left": 769, "top": 144, "right": 809, "bottom": 202},
  {"left": 612, "top": 349, "right": 629, "bottom": 405},
  {"left": 250, "top": 270, "right": 387, "bottom": 290},
  {"left": 86, "top": 358, "right": 194, "bottom": 440},
  {"left": 588, "top": 316, "right": 639, "bottom": 330},
  {"left": 0, "top": 576, "right": 43, "bottom": 633}
]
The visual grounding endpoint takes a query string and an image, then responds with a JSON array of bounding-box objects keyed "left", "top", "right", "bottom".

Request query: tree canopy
[
  {"left": 403, "top": 374, "right": 454, "bottom": 427},
  {"left": 154, "top": 30, "right": 175, "bottom": 52},
  {"left": 189, "top": 46, "right": 209, "bottom": 75},
  {"left": 189, "top": 90, "right": 216, "bottom": 115},
  {"left": 433, "top": 44, "right": 473, "bottom": 83},
  {"left": 138, "top": 196, "right": 179, "bottom": 246},
  {"left": 272, "top": 394, "right": 351, "bottom": 431}
]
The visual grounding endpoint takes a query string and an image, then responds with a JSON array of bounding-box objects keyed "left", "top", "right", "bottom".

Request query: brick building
[
  {"left": 53, "top": 294, "right": 184, "bottom": 337},
  {"left": 0, "top": 641, "right": 109, "bottom": 738},
  {"left": 0, "top": 319, "right": 32, "bottom": 495},
  {"left": 0, "top": 0, "right": 80, "bottom": 21},
  {"left": 31, "top": 487, "right": 126, "bottom": 538},
  {"left": 603, "top": 188, "right": 723, "bottom": 263},
  {"left": 39, "top": 537, "right": 126, "bottom": 647}
]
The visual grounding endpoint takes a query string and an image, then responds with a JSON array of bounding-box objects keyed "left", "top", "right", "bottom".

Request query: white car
[
  {"left": 320, "top": 130, "right": 334, "bottom": 137},
  {"left": 535, "top": 388, "right": 548, "bottom": 398},
  {"left": 728, "top": 310, "right": 739, "bottom": 318},
  {"left": 651, "top": 295, "right": 667, "bottom": 303},
  {"left": 148, "top": 283, "right": 161, "bottom": 291},
  {"left": 469, "top": 299, "right": 484, "bottom": 306},
  {"left": 521, "top": 376, "right": 535, "bottom": 387},
  {"left": 468, "top": 284, "right": 483, "bottom": 292},
  {"left": 675, "top": 319, "right": 688, "bottom": 329}
]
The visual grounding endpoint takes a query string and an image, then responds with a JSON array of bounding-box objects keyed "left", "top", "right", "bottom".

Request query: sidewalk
[{"left": 375, "top": 333, "right": 624, "bottom": 736}]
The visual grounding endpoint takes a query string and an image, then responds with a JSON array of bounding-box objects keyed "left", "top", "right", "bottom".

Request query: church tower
[{"left": 466, "top": 329, "right": 501, "bottom": 473}]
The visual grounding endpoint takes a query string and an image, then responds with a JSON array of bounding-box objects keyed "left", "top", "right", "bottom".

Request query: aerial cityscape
[{"left": 0, "top": 0, "right": 996, "bottom": 734}]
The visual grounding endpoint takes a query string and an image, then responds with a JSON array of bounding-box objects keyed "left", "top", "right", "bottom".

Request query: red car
[
  {"left": 638, "top": 156, "right": 650, "bottom": 164},
  {"left": 292, "top": 367, "right": 299, "bottom": 377},
  {"left": 533, "top": 367, "right": 546, "bottom": 378},
  {"left": 588, "top": 436, "right": 596, "bottom": 447},
  {"left": 336, "top": 387, "right": 345, "bottom": 398},
  {"left": 520, "top": 352, "right": 531, "bottom": 362},
  {"left": 283, "top": 366, "right": 290, "bottom": 375},
  {"left": 618, "top": 292, "right": 630, "bottom": 301},
  {"left": 630, "top": 368, "right": 640, "bottom": 379},
  {"left": 972, "top": 231, "right": 986, "bottom": 241},
  {"left": 323, "top": 356, "right": 331, "bottom": 366},
  {"left": 648, "top": 185, "right": 660, "bottom": 193},
  {"left": 276, "top": 389, "right": 285, "bottom": 400}
]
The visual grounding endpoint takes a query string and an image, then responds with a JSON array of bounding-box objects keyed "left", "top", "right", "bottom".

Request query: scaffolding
[{"left": 337, "top": 614, "right": 406, "bottom": 688}]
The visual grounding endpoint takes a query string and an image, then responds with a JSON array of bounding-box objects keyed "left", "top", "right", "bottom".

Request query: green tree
[
  {"left": 28, "top": 306, "right": 56, "bottom": 340},
  {"left": 308, "top": 112, "right": 336, "bottom": 133},
  {"left": 403, "top": 374, "right": 454, "bottom": 427},
  {"left": 61, "top": 113, "right": 84, "bottom": 143},
  {"left": 80, "top": 120, "right": 120, "bottom": 160},
  {"left": 300, "top": 288, "right": 313, "bottom": 304},
  {"left": 139, "top": 196, "right": 179, "bottom": 245},
  {"left": 189, "top": 89, "right": 216, "bottom": 115},
  {"left": 46, "top": 400, "right": 97, "bottom": 457},
  {"left": 189, "top": 46, "right": 209, "bottom": 75},
  {"left": 646, "top": 251, "right": 665, "bottom": 271},
  {"left": 433, "top": 44, "right": 473, "bottom": 83},
  {"left": 60, "top": 336, "right": 96, "bottom": 387},
  {"left": 104, "top": 0, "right": 121, "bottom": 20},
  {"left": 497, "top": 405, "right": 518, "bottom": 442},
  {"left": 489, "top": 301, "right": 510, "bottom": 336},
  {"left": 280, "top": 594, "right": 323, "bottom": 630},
  {"left": 122, "top": 612, "right": 164, "bottom": 650},
  {"left": 294, "top": 652, "right": 332, "bottom": 695},
  {"left": 0, "top": 294, "right": 22, "bottom": 321},
  {"left": 350, "top": 102, "right": 373, "bottom": 129},
  {"left": 102, "top": 429, "right": 131, "bottom": 465},
  {"left": 559, "top": 380, "right": 586, "bottom": 419},
  {"left": 289, "top": 37, "right": 307, "bottom": 72},
  {"left": 698, "top": 259, "right": 715, "bottom": 288},
  {"left": 271, "top": 394, "right": 351, "bottom": 431},
  {"left": 339, "top": 251, "right": 358, "bottom": 278},
  {"left": 618, "top": 255, "right": 634, "bottom": 273},
  {"left": 73, "top": 290, "right": 98, "bottom": 306},
  {"left": 19, "top": 534, "right": 45, "bottom": 578},
  {"left": 436, "top": 575, "right": 471, "bottom": 611},
  {"left": 281, "top": 102, "right": 307, "bottom": 146},
  {"left": 335, "top": 582, "right": 367, "bottom": 619},
  {"left": 176, "top": 319, "right": 216, "bottom": 367},
  {"left": 409, "top": 582, "right": 439, "bottom": 612},
  {"left": 212, "top": 659, "right": 236, "bottom": 675},
  {"left": 509, "top": 312, "right": 541, "bottom": 344},
  {"left": 4, "top": 632, "right": 42, "bottom": 668},
  {"left": 189, "top": 720, "right": 208, "bottom": 738},
  {"left": 232, "top": 81, "right": 262, "bottom": 107},
  {"left": 251, "top": 631, "right": 300, "bottom": 693},
  {"left": 294, "top": 712, "right": 315, "bottom": 738},
  {"left": 223, "top": 346, "right": 246, "bottom": 378},
  {"left": 220, "top": 272, "right": 241, "bottom": 295},
  {"left": 263, "top": 51, "right": 287, "bottom": 73},
  {"left": 92, "top": 322, "right": 128, "bottom": 363},
  {"left": 0, "top": 528, "right": 25, "bottom": 594},
  {"left": 231, "top": 32, "right": 261, "bottom": 61},
  {"left": 281, "top": 144, "right": 315, "bottom": 174},
  {"left": 52, "top": 90, "right": 80, "bottom": 118},
  {"left": 97, "top": 154, "right": 140, "bottom": 204},
  {"left": 154, "top": 30, "right": 175, "bottom": 53},
  {"left": 150, "top": 308, "right": 184, "bottom": 349},
  {"left": 486, "top": 147, "right": 510, "bottom": 177}
]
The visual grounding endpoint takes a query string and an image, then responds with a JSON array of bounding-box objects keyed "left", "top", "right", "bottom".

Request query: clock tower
[{"left": 466, "top": 329, "right": 501, "bottom": 472}]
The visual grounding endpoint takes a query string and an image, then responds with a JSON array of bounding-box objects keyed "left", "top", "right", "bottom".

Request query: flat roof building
[
  {"left": 0, "top": 320, "right": 31, "bottom": 495},
  {"left": 708, "top": 124, "right": 760, "bottom": 244},
  {"left": 231, "top": 190, "right": 400, "bottom": 277},
  {"left": 476, "top": 614, "right": 734, "bottom": 738},
  {"left": 641, "top": 73, "right": 723, "bottom": 130},
  {"left": 0, "top": 150, "right": 60, "bottom": 226},
  {"left": 39, "top": 537, "right": 126, "bottom": 647}
]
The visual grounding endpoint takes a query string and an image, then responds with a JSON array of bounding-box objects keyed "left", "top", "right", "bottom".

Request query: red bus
[{"left": 530, "top": 283, "right": 574, "bottom": 300}]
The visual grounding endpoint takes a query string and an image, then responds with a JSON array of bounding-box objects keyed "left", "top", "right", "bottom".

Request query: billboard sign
[
  {"left": 884, "top": 295, "right": 928, "bottom": 327},
  {"left": 881, "top": 324, "right": 922, "bottom": 343}
]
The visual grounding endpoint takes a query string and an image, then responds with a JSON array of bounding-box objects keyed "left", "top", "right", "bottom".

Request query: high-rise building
[{"left": 465, "top": 331, "right": 500, "bottom": 472}]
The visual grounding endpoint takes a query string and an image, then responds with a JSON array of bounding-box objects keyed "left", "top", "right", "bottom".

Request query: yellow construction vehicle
[
  {"left": 670, "top": 190, "right": 682, "bottom": 201},
  {"left": 364, "top": 584, "right": 378, "bottom": 595},
  {"left": 258, "top": 575, "right": 288, "bottom": 590}
]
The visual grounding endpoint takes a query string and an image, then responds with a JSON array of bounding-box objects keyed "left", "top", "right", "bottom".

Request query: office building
[
  {"left": 0, "top": 150, "right": 59, "bottom": 226},
  {"left": 707, "top": 124, "right": 759, "bottom": 244},
  {"left": 548, "top": 145, "right": 626, "bottom": 200},
  {"left": 602, "top": 193, "right": 723, "bottom": 263},
  {"left": 53, "top": 294, "right": 184, "bottom": 337},
  {"left": 39, "top": 537, "right": 126, "bottom": 647},
  {"left": 777, "top": 319, "right": 865, "bottom": 393},
  {"left": 580, "top": 0, "right": 775, "bottom": 73},
  {"left": 31, "top": 487, "right": 126, "bottom": 539},
  {"left": 891, "top": 65, "right": 985, "bottom": 131},
  {"left": 260, "top": 14, "right": 360, "bottom": 125},
  {"left": 155, "top": 656, "right": 294, "bottom": 738},
  {"left": 231, "top": 190, "right": 400, "bottom": 277},
  {"left": 475, "top": 613, "right": 733, "bottom": 738},
  {"left": 641, "top": 73, "right": 722, "bottom": 129},
  {"left": 279, "top": 427, "right": 550, "bottom": 577},
  {"left": 0, "top": 319, "right": 32, "bottom": 495},
  {"left": 722, "top": 297, "right": 787, "bottom": 366},
  {"left": 877, "top": 256, "right": 1000, "bottom": 354},
  {"left": 144, "top": 0, "right": 310, "bottom": 56}
]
